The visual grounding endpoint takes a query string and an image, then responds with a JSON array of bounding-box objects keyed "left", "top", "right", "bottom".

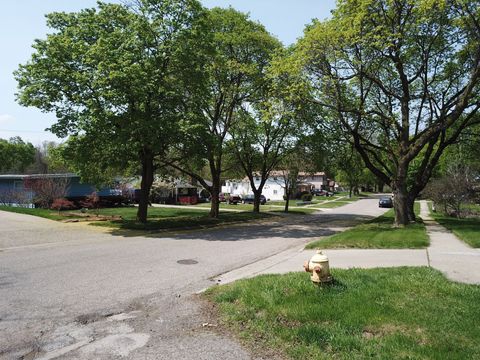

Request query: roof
[
  {"left": 0, "top": 173, "right": 78, "bottom": 180},
  {"left": 263, "top": 171, "right": 326, "bottom": 177},
  {"left": 298, "top": 172, "right": 326, "bottom": 177}
]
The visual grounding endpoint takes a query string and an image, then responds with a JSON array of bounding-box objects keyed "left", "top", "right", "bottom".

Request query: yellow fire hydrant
[{"left": 303, "top": 250, "right": 332, "bottom": 284}]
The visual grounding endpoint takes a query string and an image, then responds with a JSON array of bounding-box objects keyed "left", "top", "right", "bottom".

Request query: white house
[
  {"left": 222, "top": 175, "right": 287, "bottom": 201},
  {"left": 221, "top": 172, "right": 329, "bottom": 201},
  {"left": 298, "top": 172, "right": 328, "bottom": 190}
]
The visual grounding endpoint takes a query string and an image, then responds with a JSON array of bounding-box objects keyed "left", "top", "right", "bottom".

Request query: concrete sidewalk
[
  {"left": 214, "top": 246, "right": 428, "bottom": 285},
  {"left": 420, "top": 201, "right": 480, "bottom": 284},
  {"left": 214, "top": 201, "right": 480, "bottom": 285}
]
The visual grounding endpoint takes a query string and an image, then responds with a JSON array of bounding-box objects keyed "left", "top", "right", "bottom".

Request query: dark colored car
[
  {"left": 242, "top": 194, "right": 267, "bottom": 205},
  {"left": 312, "top": 189, "right": 323, "bottom": 196},
  {"left": 227, "top": 195, "right": 241, "bottom": 205},
  {"left": 312, "top": 189, "right": 334, "bottom": 197},
  {"left": 379, "top": 197, "right": 393, "bottom": 208}
]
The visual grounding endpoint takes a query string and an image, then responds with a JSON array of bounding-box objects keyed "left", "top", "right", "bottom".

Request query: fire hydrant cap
[{"left": 310, "top": 250, "right": 329, "bottom": 263}]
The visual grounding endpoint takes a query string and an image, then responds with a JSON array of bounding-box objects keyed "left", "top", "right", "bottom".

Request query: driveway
[{"left": 0, "top": 199, "right": 387, "bottom": 359}]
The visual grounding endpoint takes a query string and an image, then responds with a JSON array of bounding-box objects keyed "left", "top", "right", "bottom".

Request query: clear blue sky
[{"left": 0, "top": 0, "right": 335, "bottom": 145}]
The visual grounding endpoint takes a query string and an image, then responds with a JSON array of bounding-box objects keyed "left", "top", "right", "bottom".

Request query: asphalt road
[{"left": 0, "top": 198, "right": 387, "bottom": 360}]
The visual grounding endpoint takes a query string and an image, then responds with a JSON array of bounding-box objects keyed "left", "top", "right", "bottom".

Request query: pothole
[
  {"left": 177, "top": 259, "right": 198, "bottom": 265},
  {"left": 75, "top": 311, "right": 120, "bottom": 325}
]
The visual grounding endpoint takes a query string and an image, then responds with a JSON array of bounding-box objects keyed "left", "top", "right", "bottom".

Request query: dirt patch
[
  {"left": 61, "top": 213, "right": 122, "bottom": 222},
  {"left": 75, "top": 310, "right": 122, "bottom": 325},
  {"left": 362, "top": 324, "right": 428, "bottom": 344}
]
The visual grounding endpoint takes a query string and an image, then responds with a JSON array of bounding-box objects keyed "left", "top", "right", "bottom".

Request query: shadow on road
[{"left": 104, "top": 213, "right": 377, "bottom": 241}]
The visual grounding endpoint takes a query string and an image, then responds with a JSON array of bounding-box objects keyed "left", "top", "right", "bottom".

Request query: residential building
[{"left": 221, "top": 171, "right": 331, "bottom": 201}]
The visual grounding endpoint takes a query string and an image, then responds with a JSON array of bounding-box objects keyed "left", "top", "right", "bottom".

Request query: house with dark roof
[{"left": 0, "top": 174, "right": 124, "bottom": 206}]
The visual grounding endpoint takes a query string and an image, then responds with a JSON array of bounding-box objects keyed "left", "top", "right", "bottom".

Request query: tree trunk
[
  {"left": 253, "top": 190, "right": 261, "bottom": 213},
  {"left": 209, "top": 177, "right": 220, "bottom": 218},
  {"left": 349, "top": 185, "right": 353, "bottom": 198},
  {"left": 392, "top": 180, "right": 409, "bottom": 227},
  {"left": 284, "top": 189, "right": 290, "bottom": 213},
  {"left": 407, "top": 194, "right": 416, "bottom": 222},
  {"left": 137, "top": 152, "right": 154, "bottom": 224},
  {"left": 378, "top": 181, "right": 385, "bottom": 193},
  {"left": 353, "top": 185, "right": 360, "bottom": 196}
]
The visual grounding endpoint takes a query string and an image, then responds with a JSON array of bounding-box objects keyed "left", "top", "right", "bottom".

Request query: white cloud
[{"left": 0, "top": 114, "right": 15, "bottom": 125}]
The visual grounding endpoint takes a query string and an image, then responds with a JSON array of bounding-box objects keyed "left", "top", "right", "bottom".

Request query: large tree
[
  {"left": 298, "top": 0, "right": 480, "bottom": 225},
  {"left": 228, "top": 48, "right": 310, "bottom": 212},
  {"left": 163, "top": 7, "right": 281, "bottom": 217},
  {"left": 15, "top": 0, "right": 209, "bottom": 223},
  {"left": 0, "top": 137, "right": 35, "bottom": 174}
]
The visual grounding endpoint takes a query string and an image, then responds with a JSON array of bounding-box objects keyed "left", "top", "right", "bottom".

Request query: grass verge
[
  {"left": 90, "top": 211, "right": 274, "bottom": 231},
  {"left": 205, "top": 267, "right": 480, "bottom": 360},
  {"left": 270, "top": 207, "right": 318, "bottom": 215},
  {"left": 306, "top": 206, "right": 428, "bottom": 249},
  {"left": 0, "top": 205, "right": 275, "bottom": 231},
  {"left": 0, "top": 206, "right": 67, "bottom": 220}
]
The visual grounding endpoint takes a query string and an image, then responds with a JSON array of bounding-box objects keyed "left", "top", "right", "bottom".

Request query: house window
[
  {"left": 273, "top": 190, "right": 278, "bottom": 195},
  {"left": 14, "top": 181, "right": 24, "bottom": 190},
  {"left": 273, "top": 177, "right": 278, "bottom": 180},
  {"left": 256, "top": 177, "right": 260, "bottom": 181}
]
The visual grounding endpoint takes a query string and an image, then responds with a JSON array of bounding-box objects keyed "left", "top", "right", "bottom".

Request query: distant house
[
  {"left": 221, "top": 171, "right": 331, "bottom": 201},
  {"left": 0, "top": 174, "right": 123, "bottom": 206},
  {"left": 222, "top": 177, "right": 285, "bottom": 201},
  {"left": 148, "top": 177, "right": 212, "bottom": 205},
  {"left": 297, "top": 172, "right": 328, "bottom": 190}
]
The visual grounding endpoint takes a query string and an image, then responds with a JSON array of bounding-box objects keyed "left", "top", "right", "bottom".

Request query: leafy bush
[
  {"left": 24, "top": 175, "right": 70, "bottom": 208},
  {"left": 301, "top": 193, "right": 313, "bottom": 201},
  {"left": 0, "top": 188, "right": 31, "bottom": 207},
  {"left": 425, "top": 164, "right": 479, "bottom": 218},
  {"left": 50, "top": 198, "right": 75, "bottom": 213},
  {"left": 81, "top": 192, "right": 100, "bottom": 215}
]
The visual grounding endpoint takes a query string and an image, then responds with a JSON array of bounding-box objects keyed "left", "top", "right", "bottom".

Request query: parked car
[
  {"left": 312, "top": 189, "right": 334, "bottom": 197},
  {"left": 227, "top": 195, "right": 241, "bottom": 205},
  {"left": 379, "top": 197, "right": 393, "bottom": 208},
  {"left": 312, "top": 189, "right": 323, "bottom": 196},
  {"left": 242, "top": 194, "right": 267, "bottom": 205}
]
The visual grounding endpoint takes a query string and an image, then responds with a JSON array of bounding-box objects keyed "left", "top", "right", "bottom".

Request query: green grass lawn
[
  {"left": 430, "top": 207, "right": 480, "bottom": 248},
  {"left": 309, "top": 200, "right": 352, "bottom": 209},
  {"left": 306, "top": 206, "right": 429, "bottom": 249},
  {"left": 195, "top": 202, "right": 254, "bottom": 211},
  {"left": 92, "top": 211, "right": 273, "bottom": 231},
  {"left": 194, "top": 202, "right": 317, "bottom": 214},
  {"left": 270, "top": 207, "right": 318, "bottom": 215},
  {"left": 0, "top": 206, "right": 67, "bottom": 220},
  {"left": 205, "top": 267, "right": 480, "bottom": 360},
  {"left": 0, "top": 205, "right": 274, "bottom": 231}
]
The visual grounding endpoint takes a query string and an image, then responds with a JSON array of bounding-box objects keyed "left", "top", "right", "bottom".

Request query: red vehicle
[{"left": 219, "top": 193, "right": 241, "bottom": 204}]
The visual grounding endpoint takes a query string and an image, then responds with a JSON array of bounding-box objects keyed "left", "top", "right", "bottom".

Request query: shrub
[
  {"left": 51, "top": 198, "right": 75, "bottom": 213},
  {"left": 0, "top": 188, "right": 31, "bottom": 207},
  {"left": 424, "top": 164, "right": 479, "bottom": 218},
  {"left": 24, "top": 175, "right": 70, "bottom": 208},
  {"left": 81, "top": 192, "right": 100, "bottom": 215},
  {"left": 301, "top": 193, "right": 313, "bottom": 201}
]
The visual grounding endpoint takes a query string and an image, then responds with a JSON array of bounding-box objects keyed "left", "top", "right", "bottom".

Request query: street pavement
[{"left": 0, "top": 198, "right": 387, "bottom": 360}]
